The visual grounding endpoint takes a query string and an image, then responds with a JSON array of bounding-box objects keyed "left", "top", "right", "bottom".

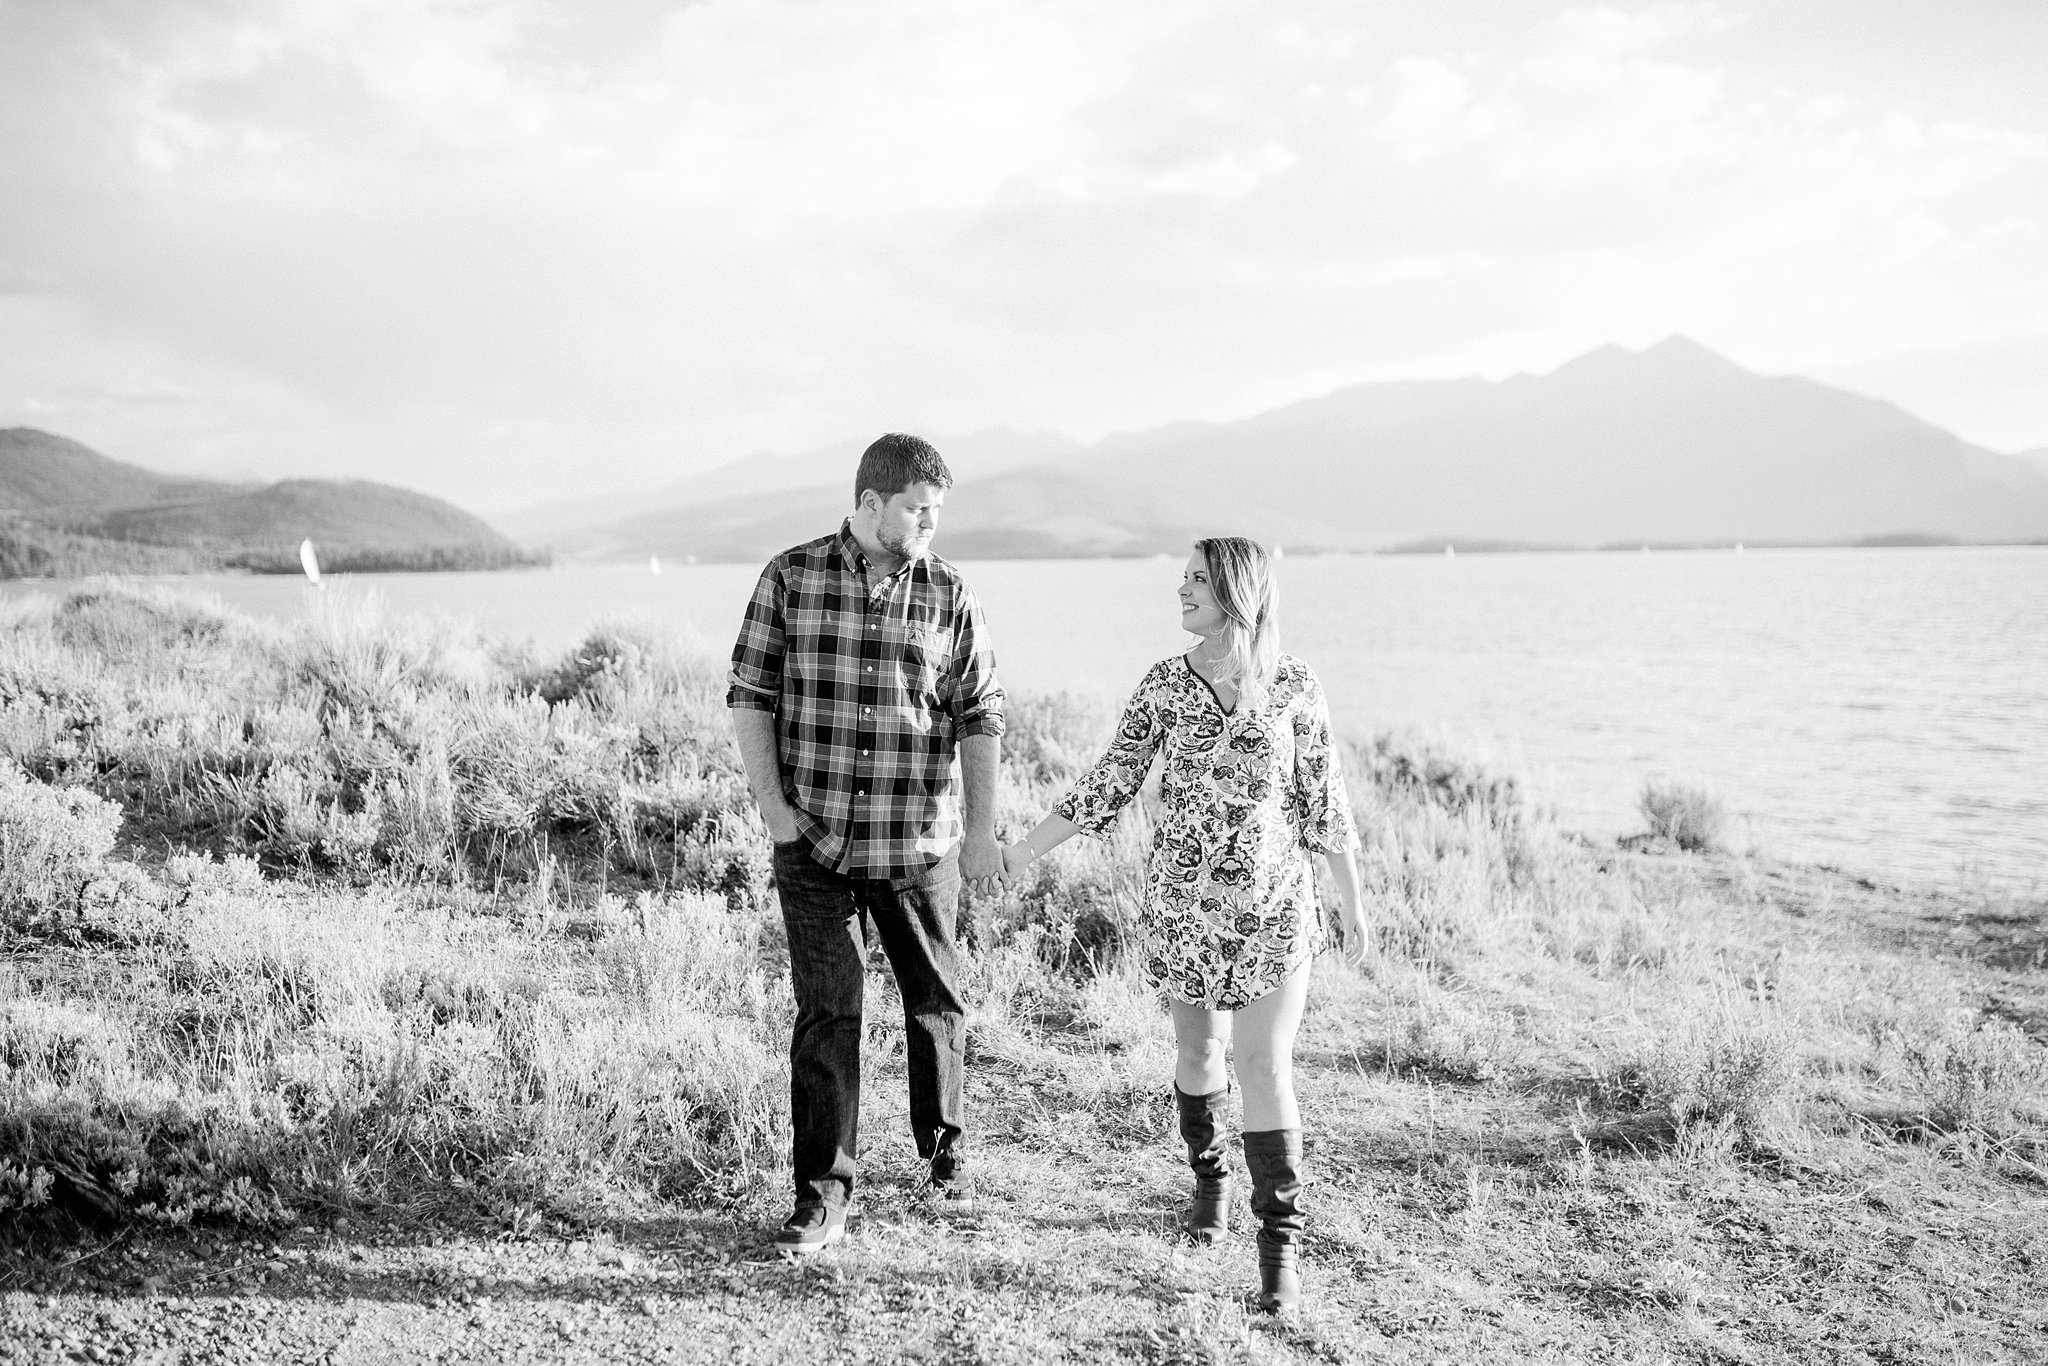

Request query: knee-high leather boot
[
  {"left": 1174, "top": 1085, "right": 1232, "bottom": 1244},
  {"left": 1242, "top": 1128, "right": 1304, "bottom": 1313}
]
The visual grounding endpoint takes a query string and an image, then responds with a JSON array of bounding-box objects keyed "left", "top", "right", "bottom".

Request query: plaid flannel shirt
[{"left": 727, "top": 521, "right": 1005, "bottom": 878}]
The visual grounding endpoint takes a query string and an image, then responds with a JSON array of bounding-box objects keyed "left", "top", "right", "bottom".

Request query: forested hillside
[{"left": 0, "top": 428, "right": 539, "bottom": 576}]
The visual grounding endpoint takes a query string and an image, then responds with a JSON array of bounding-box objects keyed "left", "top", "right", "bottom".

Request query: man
[{"left": 726, "top": 432, "right": 1006, "bottom": 1256}]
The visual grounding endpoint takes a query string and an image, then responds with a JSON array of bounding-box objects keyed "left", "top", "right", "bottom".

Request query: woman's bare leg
[
  {"left": 1169, "top": 999, "right": 1232, "bottom": 1097},
  {"left": 1228, "top": 961, "right": 1312, "bottom": 1132}
]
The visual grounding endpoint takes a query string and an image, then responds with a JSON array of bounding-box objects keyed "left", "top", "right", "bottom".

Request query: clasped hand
[
  {"left": 1000, "top": 842, "right": 1034, "bottom": 882},
  {"left": 961, "top": 837, "right": 1037, "bottom": 896}
]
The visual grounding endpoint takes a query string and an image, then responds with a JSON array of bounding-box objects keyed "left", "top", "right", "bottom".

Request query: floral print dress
[{"left": 1054, "top": 653, "right": 1358, "bottom": 1010}]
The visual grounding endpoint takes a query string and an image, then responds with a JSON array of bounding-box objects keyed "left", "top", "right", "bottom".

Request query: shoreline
[{"left": 4, "top": 567, "right": 2040, "bottom": 892}]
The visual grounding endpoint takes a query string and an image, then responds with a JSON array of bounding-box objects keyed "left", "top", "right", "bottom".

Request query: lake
[{"left": 7, "top": 545, "right": 2044, "bottom": 890}]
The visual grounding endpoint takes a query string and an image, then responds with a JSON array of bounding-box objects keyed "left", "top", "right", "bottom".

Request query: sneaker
[{"left": 773, "top": 1202, "right": 848, "bottom": 1257}]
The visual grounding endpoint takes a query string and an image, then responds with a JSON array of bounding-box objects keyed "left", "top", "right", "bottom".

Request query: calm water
[{"left": 10, "top": 546, "right": 2044, "bottom": 889}]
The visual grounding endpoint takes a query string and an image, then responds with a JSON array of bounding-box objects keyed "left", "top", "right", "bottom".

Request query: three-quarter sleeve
[
  {"left": 945, "top": 582, "right": 1005, "bottom": 739},
  {"left": 1053, "top": 666, "right": 1166, "bottom": 836},
  {"left": 725, "top": 561, "right": 786, "bottom": 711},
  {"left": 1290, "top": 669, "right": 1357, "bottom": 853}
]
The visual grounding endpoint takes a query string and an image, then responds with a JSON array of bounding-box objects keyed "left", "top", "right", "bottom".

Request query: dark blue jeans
[{"left": 773, "top": 841, "right": 967, "bottom": 1210}]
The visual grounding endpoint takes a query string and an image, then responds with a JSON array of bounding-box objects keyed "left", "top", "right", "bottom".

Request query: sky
[{"left": 2, "top": 0, "right": 2044, "bottom": 515}]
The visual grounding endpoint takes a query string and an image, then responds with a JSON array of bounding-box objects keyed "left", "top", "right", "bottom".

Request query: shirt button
[
  {"left": 863, "top": 706, "right": 872, "bottom": 714},
  {"left": 857, "top": 790, "right": 866, "bottom": 798},
  {"left": 861, "top": 749, "right": 869, "bottom": 756},
  {"left": 865, "top": 665, "right": 873, "bottom": 672}
]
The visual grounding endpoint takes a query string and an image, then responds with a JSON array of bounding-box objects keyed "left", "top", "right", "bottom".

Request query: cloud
[
  {"left": 96, "top": 0, "right": 1206, "bottom": 219},
  {"left": 1365, "top": 4, "right": 2040, "bottom": 206},
  {"left": 0, "top": 293, "right": 346, "bottom": 473},
  {"left": 1145, "top": 143, "right": 1299, "bottom": 199},
  {"left": 0, "top": 0, "right": 2043, "bottom": 506}
]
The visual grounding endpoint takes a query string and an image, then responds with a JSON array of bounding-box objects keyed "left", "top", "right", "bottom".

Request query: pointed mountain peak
[
  {"left": 1640, "top": 334, "right": 1751, "bottom": 376},
  {"left": 1543, "top": 334, "right": 1750, "bottom": 386}
]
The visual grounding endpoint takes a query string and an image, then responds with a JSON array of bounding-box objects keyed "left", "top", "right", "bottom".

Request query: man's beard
[{"left": 878, "top": 525, "right": 931, "bottom": 559}]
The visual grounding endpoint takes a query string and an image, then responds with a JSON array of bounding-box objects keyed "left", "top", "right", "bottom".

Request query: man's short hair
[{"left": 854, "top": 433, "right": 953, "bottom": 507}]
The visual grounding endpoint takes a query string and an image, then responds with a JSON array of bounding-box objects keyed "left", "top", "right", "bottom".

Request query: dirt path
[
  {"left": 3, "top": 1176, "right": 1369, "bottom": 1366},
  {"left": 3, "top": 1208, "right": 993, "bottom": 1366}
]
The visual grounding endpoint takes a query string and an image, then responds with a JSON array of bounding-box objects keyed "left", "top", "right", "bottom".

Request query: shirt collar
[
  {"left": 837, "top": 518, "right": 917, "bottom": 584},
  {"left": 835, "top": 519, "right": 867, "bottom": 572}
]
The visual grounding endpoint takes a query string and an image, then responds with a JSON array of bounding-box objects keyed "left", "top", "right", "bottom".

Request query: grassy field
[{"left": 0, "top": 585, "right": 2044, "bottom": 1363}]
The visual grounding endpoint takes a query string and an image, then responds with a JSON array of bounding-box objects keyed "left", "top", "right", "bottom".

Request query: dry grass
[{"left": 2, "top": 585, "right": 2045, "bottom": 1362}]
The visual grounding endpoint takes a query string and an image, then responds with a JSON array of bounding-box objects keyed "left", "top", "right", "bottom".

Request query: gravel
[{"left": 0, "top": 1216, "right": 856, "bottom": 1365}]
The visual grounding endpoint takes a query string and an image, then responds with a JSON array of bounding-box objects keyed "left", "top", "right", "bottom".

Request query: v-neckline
[{"left": 1183, "top": 654, "right": 1237, "bottom": 718}]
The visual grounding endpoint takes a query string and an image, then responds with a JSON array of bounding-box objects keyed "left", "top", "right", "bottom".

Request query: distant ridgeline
[
  {"left": 0, "top": 429, "right": 543, "bottom": 578},
  {"left": 509, "top": 337, "right": 2048, "bottom": 563}
]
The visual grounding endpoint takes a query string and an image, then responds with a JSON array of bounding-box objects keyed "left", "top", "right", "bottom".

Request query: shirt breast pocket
[{"left": 902, "top": 624, "right": 948, "bottom": 699}]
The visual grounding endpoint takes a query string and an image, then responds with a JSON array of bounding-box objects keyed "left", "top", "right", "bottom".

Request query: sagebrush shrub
[
  {"left": 0, "top": 1100, "right": 289, "bottom": 1227},
  {"left": 375, "top": 734, "right": 459, "bottom": 877},
  {"left": 1901, "top": 1014, "right": 2048, "bottom": 1136},
  {"left": 0, "top": 588, "right": 778, "bottom": 897},
  {"left": 1008, "top": 856, "right": 1131, "bottom": 977},
  {"left": 1639, "top": 781, "right": 1726, "bottom": 851},
  {"left": 1356, "top": 734, "right": 1526, "bottom": 832},
  {"left": 0, "top": 763, "right": 121, "bottom": 930},
  {"left": 0, "top": 878, "right": 797, "bottom": 1226},
  {"left": 1639, "top": 1017, "right": 1798, "bottom": 1137},
  {"left": 1001, "top": 693, "right": 1117, "bottom": 787},
  {"left": 51, "top": 588, "right": 235, "bottom": 664},
  {"left": 1393, "top": 1006, "right": 1527, "bottom": 1084},
  {"left": 0, "top": 999, "right": 133, "bottom": 1086}
]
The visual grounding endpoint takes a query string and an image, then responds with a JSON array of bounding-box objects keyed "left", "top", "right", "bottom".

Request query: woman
[{"left": 1003, "top": 536, "right": 1365, "bottom": 1314}]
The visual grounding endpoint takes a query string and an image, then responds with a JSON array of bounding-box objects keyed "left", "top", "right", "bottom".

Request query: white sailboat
[{"left": 649, "top": 554, "right": 662, "bottom": 576}]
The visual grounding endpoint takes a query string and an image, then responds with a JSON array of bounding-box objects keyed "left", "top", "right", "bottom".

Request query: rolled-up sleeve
[
  {"left": 945, "top": 583, "right": 1005, "bottom": 739},
  {"left": 725, "top": 561, "right": 786, "bottom": 712}
]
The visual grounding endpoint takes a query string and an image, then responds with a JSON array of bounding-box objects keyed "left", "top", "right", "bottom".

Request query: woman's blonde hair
[{"left": 1192, "top": 536, "right": 1280, "bottom": 711}]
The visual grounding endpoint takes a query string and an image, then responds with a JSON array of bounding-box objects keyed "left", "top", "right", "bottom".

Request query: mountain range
[
  {"left": 516, "top": 337, "right": 2048, "bottom": 561},
  {"left": 494, "top": 427, "right": 1083, "bottom": 543},
  {"left": 0, "top": 428, "right": 535, "bottom": 577},
  {"left": 11, "top": 337, "right": 2046, "bottom": 576}
]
